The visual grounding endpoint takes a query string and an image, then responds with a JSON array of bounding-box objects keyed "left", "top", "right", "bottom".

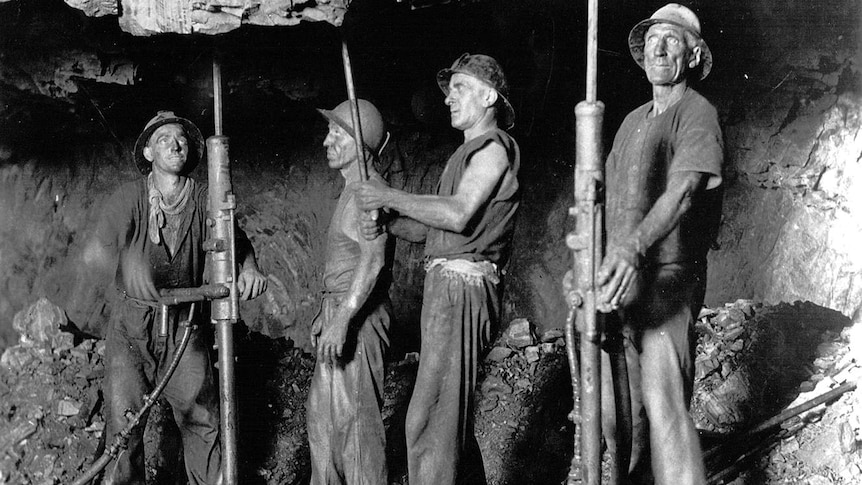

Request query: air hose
[{"left": 71, "top": 302, "right": 197, "bottom": 485}]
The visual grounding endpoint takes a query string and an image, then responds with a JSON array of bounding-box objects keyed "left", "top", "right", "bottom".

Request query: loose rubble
[
  {"left": 0, "top": 298, "right": 104, "bottom": 485},
  {"left": 0, "top": 298, "right": 859, "bottom": 484},
  {"left": 692, "top": 300, "right": 861, "bottom": 484}
]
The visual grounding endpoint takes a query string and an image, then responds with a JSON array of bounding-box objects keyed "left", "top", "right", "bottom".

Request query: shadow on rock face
[{"left": 693, "top": 300, "right": 852, "bottom": 435}]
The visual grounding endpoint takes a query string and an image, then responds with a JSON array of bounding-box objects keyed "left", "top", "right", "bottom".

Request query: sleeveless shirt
[{"left": 424, "top": 129, "right": 520, "bottom": 268}]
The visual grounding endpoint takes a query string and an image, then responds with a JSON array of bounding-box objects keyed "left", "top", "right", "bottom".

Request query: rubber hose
[{"left": 70, "top": 303, "right": 197, "bottom": 485}]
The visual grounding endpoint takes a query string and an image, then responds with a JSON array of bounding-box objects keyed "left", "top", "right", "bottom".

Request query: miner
[
  {"left": 357, "top": 53, "right": 520, "bottom": 484},
  {"left": 80, "top": 111, "right": 267, "bottom": 484},
  {"left": 588, "top": 4, "right": 723, "bottom": 484},
  {"left": 305, "top": 99, "right": 392, "bottom": 484}
]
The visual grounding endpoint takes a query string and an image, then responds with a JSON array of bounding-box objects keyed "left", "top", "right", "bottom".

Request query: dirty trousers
[
  {"left": 306, "top": 297, "right": 390, "bottom": 485},
  {"left": 601, "top": 263, "right": 707, "bottom": 485},
  {"left": 103, "top": 301, "right": 221, "bottom": 485},
  {"left": 406, "top": 263, "right": 499, "bottom": 485}
]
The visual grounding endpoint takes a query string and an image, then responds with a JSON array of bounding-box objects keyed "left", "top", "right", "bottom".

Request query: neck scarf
[{"left": 147, "top": 173, "right": 195, "bottom": 245}]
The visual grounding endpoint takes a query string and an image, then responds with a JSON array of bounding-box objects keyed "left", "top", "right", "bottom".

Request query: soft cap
[{"left": 436, "top": 53, "right": 515, "bottom": 130}]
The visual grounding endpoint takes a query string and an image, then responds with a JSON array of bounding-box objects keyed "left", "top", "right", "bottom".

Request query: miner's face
[
  {"left": 643, "top": 23, "right": 701, "bottom": 86},
  {"left": 323, "top": 121, "right": 356, "bottom": 171},
  {"left": 445, "top": 73, "right": 495, "bottom": 131},
  {"left": 144, "top": 123, "right": 190, "bottom": 176}
]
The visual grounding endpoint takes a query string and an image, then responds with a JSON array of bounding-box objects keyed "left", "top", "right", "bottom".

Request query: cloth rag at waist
[{"left": 424, "top": 258, "right": 499, "bottom": 286}]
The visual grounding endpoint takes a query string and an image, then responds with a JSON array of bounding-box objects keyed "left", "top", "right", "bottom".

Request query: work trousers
[
  {"left": 601, "top": 263, "right": 707, "bottom": 485},
  {"left": 102, "top": 300, "right": 221, "bottom": 485},
  {"left": 406, "top": 265, "right": 499, "bottom": 485},
  {"left": 306, "top": 296, "right": 391, "bottom": 485}
]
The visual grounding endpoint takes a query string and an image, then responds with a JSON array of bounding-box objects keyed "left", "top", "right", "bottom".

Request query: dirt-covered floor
[{"left": 1, "top": 298, "right": 859, "bottom": 484}]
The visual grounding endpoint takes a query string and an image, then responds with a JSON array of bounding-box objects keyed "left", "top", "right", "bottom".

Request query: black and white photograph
[{"left": 0, "top": 0, "right": 860, "bottom": 484}]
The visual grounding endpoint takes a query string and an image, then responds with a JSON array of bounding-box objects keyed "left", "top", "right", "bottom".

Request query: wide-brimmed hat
[
  {"left": 436, "top": 53, "right": 515, "bottom": 130},
  {"left": 628, "top": 3, "right": 713, "bottom": 81},
  {"left": 318, "top": 99, "right": 388, "bottom": 155},
  {"left": 133, "top": 111, "right": 205, "bottom": 175}
]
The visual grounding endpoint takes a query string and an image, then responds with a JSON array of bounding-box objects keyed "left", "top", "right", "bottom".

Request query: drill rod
[
  {"left": 340, "top": 39, "right": 369, "bottom": 182},
  {"left": 209, "top": 55, "right": 240, "bottom": 484}
]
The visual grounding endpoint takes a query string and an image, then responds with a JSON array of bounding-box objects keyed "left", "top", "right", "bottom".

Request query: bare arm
[
  {"left": 357, "top": 210, "right": 428, "bottom": 242},
  {"left": 317, "top": 191, "right": 388, "bottom": 365},
  {"left": 597, "top": 170, "right": 708, "bottom": 309},
  {"left": 388, "top": 215, "right": 429, "bottom": 243},
  {"left": 357, "top": 142, "right": 510, "bottom": 233}
]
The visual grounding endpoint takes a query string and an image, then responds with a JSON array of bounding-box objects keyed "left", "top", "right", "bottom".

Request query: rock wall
[
  {"left": 0, "top": 140, "right": 128, "bottom": 349},
  {"left": 706, "top": 9, "right": 862, "bottom": 317}
]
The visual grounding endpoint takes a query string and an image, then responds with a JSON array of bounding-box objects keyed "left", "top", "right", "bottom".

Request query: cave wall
[
  {"left": 710, "top": 89, "right": 862, "bottom": 315},
  {"left": 0, "top": 135, "right": 132, "bottom": 349},
  {"left": 702, "top": 1, "right": 862, "bottom": 316}
]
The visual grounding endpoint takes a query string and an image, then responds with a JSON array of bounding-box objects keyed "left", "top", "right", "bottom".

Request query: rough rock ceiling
[
  {"left": 0, "top": 50, "right": 135, "bottom": 98},
  {"left": 63, "top": 0, "right": 351, "bottom": 35},
  {"left": 0, "top": 0, "right": 494, "bottom": 103},
  {"left": 0, "top": 0, "right": 359, "bottom": 100}
]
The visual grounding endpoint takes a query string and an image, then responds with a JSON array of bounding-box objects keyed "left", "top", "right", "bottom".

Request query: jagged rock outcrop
[
  {"left": 114, "top": 0, "right": 348, "bottom": 35},
  {"left": 64, "top": 0, "right": 117, "bottom": 17},
  {"left": 708, "top": 41, "right": 862, "bottom": 317},
  {"left": 0, "top": 50, "right": 134, "bottom": 99}
]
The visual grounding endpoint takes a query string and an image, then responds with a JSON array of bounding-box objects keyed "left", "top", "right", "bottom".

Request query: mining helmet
[
  {"left": 437, "top": 53, "right": 515, "bottom": 130},
  {"left": 318, "top": 99, "right": 389, "bottom": 156},
  {"left": 628, "top": 3, "right": 713, "bottom": 80},
  {"left": 133, "top": 111, "right": 205, "bottom": 175}
]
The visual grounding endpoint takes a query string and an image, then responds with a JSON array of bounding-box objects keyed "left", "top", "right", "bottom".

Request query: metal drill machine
[
  {"left": 205, "top": 56, "right": 242, "bottom": 484},
  {"left": 565, "top": 1, "right": 632, "bottom": 484},
  {"left": 70, "top": 58, "right": 243, "bottom": 485}
]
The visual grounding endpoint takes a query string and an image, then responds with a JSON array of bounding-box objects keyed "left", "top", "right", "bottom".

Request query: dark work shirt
[
  {"left": 92, "top": 178, "right": 251, "bottom": 295},
  {"left": 425, "top": 129, "right": 520, "bottom": 267},
  {"left": 605, "top": 87, "right": 724, "bottom": 265}
]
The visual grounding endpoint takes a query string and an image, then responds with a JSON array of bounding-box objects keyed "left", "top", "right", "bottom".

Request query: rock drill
[
  {"left": 206, "top": 54, "right": 241, "bottom": 484},
  {"left": 71, "top": 55, "right": 244, "bottom": 485},
  {"left": 565, "top": 1, "right": 632, "bottom": 484}
]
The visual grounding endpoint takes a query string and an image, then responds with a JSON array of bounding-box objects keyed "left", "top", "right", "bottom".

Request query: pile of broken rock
[
  {"left": 0, "top": 298, "right": 104, "bottom": 485},
  {"left": 692, "top": 300, "right": 861, "bottom": 483},
  {"left": 1, "top": 297, "right": 859, "bottom": 484}
]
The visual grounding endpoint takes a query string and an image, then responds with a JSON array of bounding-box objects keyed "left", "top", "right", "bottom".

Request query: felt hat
[{"left": 628, "top": 3, "right": 713, "bottom": 80}]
